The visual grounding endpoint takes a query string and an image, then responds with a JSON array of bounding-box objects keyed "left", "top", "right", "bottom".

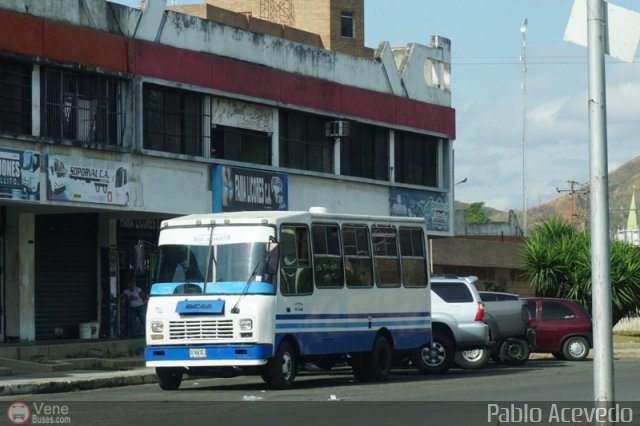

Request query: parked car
[
  {"left": 411, "top": 275, "right": 489, "bottom": 373},
  {"left": 456, "top": 291, "right": 534, "bottom": 368},
  {"left": 523, "top": 297, "right": 592, "bottom": 361}
]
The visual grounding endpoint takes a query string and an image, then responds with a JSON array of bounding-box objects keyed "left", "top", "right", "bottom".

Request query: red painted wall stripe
[{"left": 0, "top": 8, "right": 455, "bottom": 138}]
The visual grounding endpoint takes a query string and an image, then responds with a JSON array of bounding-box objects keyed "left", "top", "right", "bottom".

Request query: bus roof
[{"left": 161, "top": 209, "right": 426, "bottom": 229}]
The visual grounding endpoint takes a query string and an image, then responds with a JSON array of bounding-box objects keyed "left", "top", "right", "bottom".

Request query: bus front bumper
[{"left": 145, "top": 343, "right": 273, "bottom": 367}]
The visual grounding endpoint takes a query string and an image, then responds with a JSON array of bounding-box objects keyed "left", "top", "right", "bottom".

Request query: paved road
[{"left": 2, "top": 359, "right": 639, "bottom": 426}]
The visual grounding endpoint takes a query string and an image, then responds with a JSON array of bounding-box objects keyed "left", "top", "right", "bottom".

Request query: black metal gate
[{"left": 35, "top": 213, "right": 97, "bottom": 340}]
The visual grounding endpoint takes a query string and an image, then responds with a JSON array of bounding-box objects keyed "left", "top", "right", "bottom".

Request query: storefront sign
[
  {"left": 212, "top": 165, "right": 288, "bottom": 212},
  {"left": 0, "top": 148, "right": 41, "bottom": 201},
  {"left": 212, "top": 98, "right": 275, "bottom": 132},
  {"left": 390, "top": 188, "right": 450, "bottom": 232},
  {"left": 46, "top": 154, "right": 130, "bottom": 205}
]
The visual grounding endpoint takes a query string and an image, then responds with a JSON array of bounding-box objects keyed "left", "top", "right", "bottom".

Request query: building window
[
  {"left": 395, "top": 131, "right": 439, "bottom": 187},
  {"left": 212, "top": 125, "right": 271, "bottom": 165},
  {"left": 42, "top": 68, "right": 121, "bottom": 146},
  {"left": 143, "top": 84, "right": 209, "bottom": 156},
  {"left": 279, "top": 110, "right": 333, "bottom": 173},
  {"left": 341, "top": 122, "right": 388, "bottom": 181},
  {"left": 340, "top": 11, "right": 354, "bottom": 38},
  {"left": 0, "top": 59, "right": 31, "bottom": 136}
]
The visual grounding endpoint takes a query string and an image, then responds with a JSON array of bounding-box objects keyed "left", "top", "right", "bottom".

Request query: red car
[{"left": 523, "top": 297, "right": 593, "bottom": 361}]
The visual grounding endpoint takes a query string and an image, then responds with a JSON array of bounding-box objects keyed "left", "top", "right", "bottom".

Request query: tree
[
  {"left": 521, "top": 216, "right": 640, "bottom": 325},
  {"left": 463, "top": 202, "right": 490, "bottom": 224}
]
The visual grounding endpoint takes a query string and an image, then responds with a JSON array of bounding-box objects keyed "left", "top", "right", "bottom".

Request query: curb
[{"left": 0, "top": 371, "right": 158, "bottom": 397}]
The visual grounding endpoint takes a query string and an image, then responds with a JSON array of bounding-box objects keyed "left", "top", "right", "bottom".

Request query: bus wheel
[
  {"left": 364, "top": 335, "right": 392, "bottom": 381},
  {"left": 156, "top": 367, "right": 183, "bottom": 390},
  {"left": 266, "top": 340, "right": 297, "bottom": 389},
  {"left": 411, "top": 333, "right": 454, "bottom": 374}
]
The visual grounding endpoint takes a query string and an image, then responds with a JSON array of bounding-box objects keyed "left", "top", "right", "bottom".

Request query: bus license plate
[{"left": 189, "top": 348, "right": 207, "bottom": 359}]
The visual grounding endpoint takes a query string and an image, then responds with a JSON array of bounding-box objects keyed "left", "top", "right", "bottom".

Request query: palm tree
[{"left": 521, "top": 216, "right": 640, "bottom": 325}]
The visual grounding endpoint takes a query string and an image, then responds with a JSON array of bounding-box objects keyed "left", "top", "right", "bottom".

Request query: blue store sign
[{"left": 212, "top": 165, "right": 288, "bottom": 212}]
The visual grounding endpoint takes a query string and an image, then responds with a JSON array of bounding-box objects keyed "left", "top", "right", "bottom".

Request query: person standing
[{"left": 121, "top": 276, "right": 146, "bottom": 338}]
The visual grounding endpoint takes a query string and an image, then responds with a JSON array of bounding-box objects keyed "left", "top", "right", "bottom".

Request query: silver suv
[{"left": 411, "top": 275, "right": 489, "bottom": 373}]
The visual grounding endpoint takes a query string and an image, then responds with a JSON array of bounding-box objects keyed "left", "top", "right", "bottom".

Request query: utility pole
[
  {"left": 555, "top": 180, "right": 589, "bottom": 225},
  {"left": 520, "top": 18, "right": 528, "bottom": 236}
]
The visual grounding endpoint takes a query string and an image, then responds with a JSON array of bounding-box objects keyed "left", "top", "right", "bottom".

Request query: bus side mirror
[{"left": 265, "top": 242, "right": 279, "bottom": 276}]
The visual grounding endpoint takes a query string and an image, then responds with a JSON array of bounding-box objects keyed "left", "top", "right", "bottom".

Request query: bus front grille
[{"left": 168, "top": 319, "right": 234, "bottom": 340}]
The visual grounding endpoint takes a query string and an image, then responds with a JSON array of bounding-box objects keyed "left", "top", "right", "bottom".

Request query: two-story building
[{"left": 0, "top": 0, "right": 455, "bottom": 342}]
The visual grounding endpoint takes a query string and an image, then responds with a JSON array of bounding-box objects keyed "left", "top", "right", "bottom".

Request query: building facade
[{"left": 0, "top": 0, "right": 455, "bottom": 343}]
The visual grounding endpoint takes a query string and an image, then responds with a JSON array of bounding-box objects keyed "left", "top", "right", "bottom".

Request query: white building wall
[{"left": 288, "top": 175, "right": 389, "bottom": 216}]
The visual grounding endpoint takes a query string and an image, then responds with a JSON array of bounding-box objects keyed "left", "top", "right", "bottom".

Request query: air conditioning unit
[{"left": 324, "top": 120, "right": 350, "bottom": 138}]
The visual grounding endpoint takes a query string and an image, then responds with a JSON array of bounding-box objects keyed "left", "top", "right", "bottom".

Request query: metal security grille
[
  {"left": 143, "top": 84, "right": 209, "bottom": 156},
  {"left": 0, "top": 59, "right": 31, "bottom": 135},
  {"left": 168, "top": 319, "right": 234, "bottom": 340},
  {"left": 42, "top": 68, "right": 122, "bottom": 146}
]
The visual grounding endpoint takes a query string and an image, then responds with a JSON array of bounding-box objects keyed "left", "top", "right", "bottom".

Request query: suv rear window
[{"left": 432, "top": 282, "right": 473, "bottom": 303}]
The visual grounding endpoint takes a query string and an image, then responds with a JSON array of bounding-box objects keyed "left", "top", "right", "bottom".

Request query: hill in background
[{"left": 457, "top": 155, "right": 640, "bottom": 233}]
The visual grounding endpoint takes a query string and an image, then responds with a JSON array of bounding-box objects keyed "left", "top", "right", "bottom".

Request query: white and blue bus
[{"left": 145, "top": 208, "right": 434, "bottom": 389}]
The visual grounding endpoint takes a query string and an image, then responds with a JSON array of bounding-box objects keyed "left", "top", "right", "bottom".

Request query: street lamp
[
  {"left": 455, "top": 177, "right": 468, "bottom": 185},
  {"left": 520, "top": 18, "right": 528, "bottom": 235}
]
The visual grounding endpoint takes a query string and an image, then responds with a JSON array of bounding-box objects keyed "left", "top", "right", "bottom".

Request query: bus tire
[
  {"left": 156, "top": 367, "right": 183, "bottom": 390},
  {"left": 266, "top": 340, "right": 297, "bottom": 389},
  {"left": 364, "top": 335, "right": 392, "bottom": 381},
  {"left": 411, "top": 332, "right": 454, "bottom": 374}
]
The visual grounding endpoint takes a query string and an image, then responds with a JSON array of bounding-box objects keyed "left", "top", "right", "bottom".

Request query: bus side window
[
  {"left": 279, "top": 225, "right": 313, "bottom": 296},
  {"left": 399, "top": 228, "right": 427, "bottom": 287},
  {"left": 342, "top": 225, "right": 373, "bottom": 288},
  {"left": 311, "top": 223, "right": 343, "bottom": 288},
  {"left": 372, "top": 226, "right": 401, "bottom": 287}
]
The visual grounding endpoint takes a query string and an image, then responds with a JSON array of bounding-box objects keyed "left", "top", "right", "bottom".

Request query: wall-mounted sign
[
  {"left": 46, "top": 154, "right": 130, "bottom": 205},
  {"left": 390, "top": 188, "right": 450, "bottom": 232},
  {"left": 212, "top": 98, "right": 275, "bottom": 133},
  {"left": 0, "top": 148, "right": 41, "bottom": 202},
  {"left": 212, "top": 165, "right": 288, "bottom": 212}
]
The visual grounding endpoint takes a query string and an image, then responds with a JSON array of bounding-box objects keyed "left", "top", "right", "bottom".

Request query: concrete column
[{"left": 18, "top": 213, "right": 35, "bottom": 341}]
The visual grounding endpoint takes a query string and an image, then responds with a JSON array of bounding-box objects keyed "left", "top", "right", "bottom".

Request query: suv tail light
[{"left": 474, "top": 301, "right": 485, "bottom": 321}]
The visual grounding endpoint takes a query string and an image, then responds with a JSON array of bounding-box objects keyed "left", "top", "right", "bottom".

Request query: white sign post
[{"left": 565, "top": 0, "right": 640, "bottom": 407}]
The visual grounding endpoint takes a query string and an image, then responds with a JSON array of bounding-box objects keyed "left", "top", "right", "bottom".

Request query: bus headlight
[
  {"left": 239, "top": 319, "right": 253, "bottom": 331},
  {"left": 150, "top": 321, "right": 164, "bottom": 333}
]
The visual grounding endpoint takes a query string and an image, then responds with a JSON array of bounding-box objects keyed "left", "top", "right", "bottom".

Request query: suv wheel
[
  {"left": 412, "top": 332, "right": 454, "bottom": 374},
  {"left": 455, "top": 348, "right": 491, "bottom": 369}
]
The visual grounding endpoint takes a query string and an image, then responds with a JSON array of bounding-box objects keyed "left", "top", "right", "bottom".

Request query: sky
[{"left": 111, "top": 0, "right": 640, "bottom": 212}]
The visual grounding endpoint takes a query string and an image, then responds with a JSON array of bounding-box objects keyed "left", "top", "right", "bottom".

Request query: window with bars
[
  {"left": 340, "top": 122, "right": 388, "bottom": 181},
  {"left": 394, "top": 131, "right": 439, "bottom": 187},
  {"left": 42, "top": 68, "right": 122, "bottom": 146},
  {"left": 212, "top": 125, "right": 271, "bottom": 165},
  {"left": 279, "top": 110, "right": 333, "bottom": 173},
  {"left": 143, "top": 84, "right": 209, "bottom": 156},
  {"left": 0, "top": 59, "right": 32, "bottom": 135}
]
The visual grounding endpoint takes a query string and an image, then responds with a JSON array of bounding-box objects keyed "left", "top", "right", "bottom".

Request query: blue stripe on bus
[
  {"left": 276, "top": 328, "right": 431, "bottom": 354},
  {"left": 144, "top": 344, "right": 273, "bottom": 362},
  {"left": 275, "top": 312, "right": 430, "bottom": 320},
  {"left": 275, "top": 319, "right": 430, "bottom": 329}
]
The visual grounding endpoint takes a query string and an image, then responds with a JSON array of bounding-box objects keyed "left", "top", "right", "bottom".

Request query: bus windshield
[{"left": 151, "top": 225, "right": 277, "bottom": 296}]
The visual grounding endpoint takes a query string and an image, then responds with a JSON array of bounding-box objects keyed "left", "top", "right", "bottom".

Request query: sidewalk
[
  {"left": 0, "top": 365, "right": 158, "bottom": 396},
  {"left": 0, "top": 343, "right": 639, "bottom": 397}
]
